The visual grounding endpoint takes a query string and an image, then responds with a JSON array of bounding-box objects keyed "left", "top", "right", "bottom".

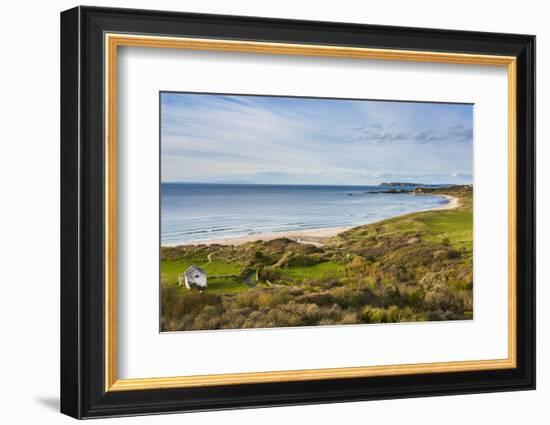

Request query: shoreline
[
  {"left": 425, "top": 194, "right": 459, "bottom": 211},
  {"left": 164, "top": 194, "right": 459, "bottom": 247}
]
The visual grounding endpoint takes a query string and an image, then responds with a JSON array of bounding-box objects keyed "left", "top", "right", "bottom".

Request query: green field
[
  {"left": 279, "top": 262, "right": 343, "bottom": 281},
  {"left": 345, "top": 208, "right": 473, "bottom": 251},
  {"left": 160, "top": 185, "right": 474, "bottom": 331},
  {"left": 205, "top": 277, "right": 249, "bottom": 294},
  {"left": 161, "top": 260, "right": 243, "bottom": 292}
]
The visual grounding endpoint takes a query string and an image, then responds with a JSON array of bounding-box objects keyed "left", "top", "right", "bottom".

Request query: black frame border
[{"left": 60, "top": 6, "right": 535, "bottom": 419}]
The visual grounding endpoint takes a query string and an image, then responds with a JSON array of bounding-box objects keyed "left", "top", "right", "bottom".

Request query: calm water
[{"left": 161, "top": 183, "right": 448, "bottom": 246}]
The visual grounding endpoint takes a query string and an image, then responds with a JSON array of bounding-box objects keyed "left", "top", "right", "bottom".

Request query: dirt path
[{"left": 243, "top": 271, "right": 256, "bottom": 287}]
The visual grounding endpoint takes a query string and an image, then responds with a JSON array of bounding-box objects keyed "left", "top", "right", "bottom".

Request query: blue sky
[{"left": 160, "top": 92, "right": 473, "bottom": 185}]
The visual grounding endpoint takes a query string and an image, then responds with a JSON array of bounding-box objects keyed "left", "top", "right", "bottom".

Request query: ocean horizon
[{"left": 160, "top": 182, "right": 452, "bottom": 246}]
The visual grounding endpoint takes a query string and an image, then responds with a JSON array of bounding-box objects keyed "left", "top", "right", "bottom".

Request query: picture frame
[{"left": 60, "top": 5, "right": 535, "bottom": 419}]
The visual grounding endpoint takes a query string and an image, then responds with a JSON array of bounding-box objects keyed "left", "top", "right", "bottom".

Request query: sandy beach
[
  {"left": 184, "top": 226, "right": 351, "bottom": 247},
  {"left": 173, "top": 194, "right": 460, "bottom": 247},
  {"left": 430, "top": 194, "right": 460, "bottom": 210}
]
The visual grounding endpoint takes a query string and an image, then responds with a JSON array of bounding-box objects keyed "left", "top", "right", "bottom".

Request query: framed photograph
[{"left": 60, "top": 6, "right": 535, "bottom": 419}]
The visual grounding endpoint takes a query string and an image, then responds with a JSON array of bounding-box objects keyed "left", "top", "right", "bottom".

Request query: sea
[{"left": 161, "top": 183, "right": 449, "bottom": 246}]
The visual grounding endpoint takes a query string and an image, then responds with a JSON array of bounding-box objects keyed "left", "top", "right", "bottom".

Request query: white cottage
[{"left": 179, "top": 264, "right": 207, "bottom": 289}]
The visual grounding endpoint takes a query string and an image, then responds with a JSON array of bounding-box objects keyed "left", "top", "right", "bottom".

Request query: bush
[
  {"left": 361, "top": 306, "right": 389, "bottom": 323},
  {"left": 256, "top": 290, "right": 290, "bottom": 308},
  {"left": 331, "top": 287, "right": 373, "bottom": 309},
  {"left": 286, "top": 255, "right": 320, "bottom": 268},
  {"left": 376, "top": 283, "right": 401, "bottom": 306},
  {"left": 432, "top": 250, "right": 448, "bottom": 260},
  {"left": 233, "top": 290, "right": 259, "bottom": 309},
  {"left": 161, "top": 286, "right": 221, "bottom": 322},
  {"left": 361, "top": 305, "right": 427, "bottom": 324},
  {"left": 258, "top": 266, "right": 282, "bottom": 282},
  {"left": 339, "top": 310, "right": 359, "bottom": 324},
  {"left": 295, "top": 292, "right": 335, "bottom": 306}
]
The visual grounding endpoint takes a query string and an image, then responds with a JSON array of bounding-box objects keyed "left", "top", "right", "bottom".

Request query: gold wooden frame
[{"left": 104, "top": 33, "right": 517, "bottom": 392}]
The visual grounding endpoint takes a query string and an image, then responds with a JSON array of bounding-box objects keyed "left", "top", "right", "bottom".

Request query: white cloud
[{"left": 161, "top": 93, "right": 473, "bottom": 185}]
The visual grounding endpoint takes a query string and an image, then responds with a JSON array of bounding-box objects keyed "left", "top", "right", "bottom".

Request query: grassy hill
[{"left": 161, "top": 185, "right": 473, "bottom": 331}]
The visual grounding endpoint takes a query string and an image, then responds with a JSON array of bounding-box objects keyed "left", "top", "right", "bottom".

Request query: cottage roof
[{"left": 184, "top": 264, "right": 207, "bottom": 277}]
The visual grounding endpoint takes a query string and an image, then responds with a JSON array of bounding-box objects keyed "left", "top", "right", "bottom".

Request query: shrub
[
  {"left": 286, "top": 255, "right": 319, "bottom": 267},
  {"left": 295, "top": 292, "right": 335, "bottom": 307},
  {"left": 258, "top": 266, "right": 282, "bottom": 282},
  {"left": 315, "top": 279, "right": 343, "bottom": 290},
  {"left": 325, "top": 304, "right": 343, "bottom": 320},
  {"left": 339, "top": 310, "right": 359, "bottom": 325},
  {"left": 332, "top": 287, "right": 373, "bottom": 309},
  {"left": 361, "top": 306, "right": 389, "bottom": 323},
  {"left": 432, "top": 249, "right": 448, "bottom": 260},
  {"left": 161, "top": 286, "right": 221, "bottom": 322},
  {"left": 256, "top": 290, "right": 290, "bottom": 308},
  {"left": 233, "top": 290, "right": 260, "bottom": 309},
  {"left": 377, "top": 283, "right": 401, "bottom": 306}
]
